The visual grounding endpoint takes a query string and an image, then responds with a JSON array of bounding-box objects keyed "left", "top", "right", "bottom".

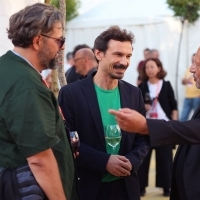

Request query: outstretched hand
[{"left": 109, "top": 108, "right": 149, "bottom": 134}]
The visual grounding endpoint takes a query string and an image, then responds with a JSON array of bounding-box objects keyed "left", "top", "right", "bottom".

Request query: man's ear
[
  {"left": 94, "top": 49, "right": 103, "bottom": 62},
  {"left": 32, "top": 35, "right": 41, "bottom": 50}
]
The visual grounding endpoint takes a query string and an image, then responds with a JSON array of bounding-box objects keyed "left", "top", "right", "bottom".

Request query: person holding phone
[{"left": 137, "top": 58, "right": 178, "bottom": 196}]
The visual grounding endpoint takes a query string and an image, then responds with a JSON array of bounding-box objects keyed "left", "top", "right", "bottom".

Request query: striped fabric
[{"left": 16, "top": 165, "right": 47, "bottom": 200}]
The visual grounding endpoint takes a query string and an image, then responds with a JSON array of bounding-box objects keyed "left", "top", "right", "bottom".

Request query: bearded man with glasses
[{"left": 0, "top": 3, "right": 79, "bottom": 200}]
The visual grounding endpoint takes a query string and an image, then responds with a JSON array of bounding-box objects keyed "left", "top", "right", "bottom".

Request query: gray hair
[{"left": 7, "top": 3, "right": 63, "bottom": 48}]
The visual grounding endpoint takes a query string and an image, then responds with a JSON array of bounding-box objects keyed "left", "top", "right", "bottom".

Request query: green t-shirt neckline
[{"left": 94, "top": 83, "right": 122, "bottom": 182}]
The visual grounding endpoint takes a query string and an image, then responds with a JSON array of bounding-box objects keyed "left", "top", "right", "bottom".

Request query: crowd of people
[{"left": 1, "top": 2, "right": 200, "bottom": 200}]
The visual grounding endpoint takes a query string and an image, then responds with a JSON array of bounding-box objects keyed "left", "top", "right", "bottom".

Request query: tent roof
[{"left": 67, "top": 0, "right": 174, "bottom": 29}]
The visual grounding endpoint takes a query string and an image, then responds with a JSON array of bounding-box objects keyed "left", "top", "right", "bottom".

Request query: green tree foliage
[
  {"left": 51, "top": 0, "right": 80, "bottom": 21},
  {"left": 167, "top": 0, "right": 200, "bottom": 23}
]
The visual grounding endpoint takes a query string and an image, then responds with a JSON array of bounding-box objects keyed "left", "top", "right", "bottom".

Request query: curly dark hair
[
  {"left": 141, "top": 58, "right": 167, "bottom": 81},
  {"left": 7, "top": 3, "right": 63, "bottom": 48},
  {"left": 93, "top": 26, "right": 135, "bottom": 53}
]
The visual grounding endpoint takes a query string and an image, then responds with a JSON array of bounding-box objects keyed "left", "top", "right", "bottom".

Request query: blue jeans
[{"left": 180, "top": 97, "right": 200, "bottom": 121}]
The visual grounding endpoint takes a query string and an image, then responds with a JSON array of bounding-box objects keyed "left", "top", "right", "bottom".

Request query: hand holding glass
[
  {"left": 104, "top": 124, "right": 121, "bottom": 152},
  {"left": 69, "top": 131, "right": 80, "bottom": 153}
]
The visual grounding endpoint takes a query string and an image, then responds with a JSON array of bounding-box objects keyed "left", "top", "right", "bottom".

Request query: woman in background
[{"left": 137, "top": 58, "right": 178, "bottom": 197}]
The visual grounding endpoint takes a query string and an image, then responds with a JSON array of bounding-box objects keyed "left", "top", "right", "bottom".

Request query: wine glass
[
  {"left": 69, "top": 131, "right": 80, "bottom": 153},
  {"left": 104, "top": 124, "right": 121, "bottom": 154}
]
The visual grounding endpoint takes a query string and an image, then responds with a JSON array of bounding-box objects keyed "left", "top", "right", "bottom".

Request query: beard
[
  {"left": 48, "top": 58, "right": 57, "bottom": 69},
  {"left": 109, "top": 63, "right": 127, "bottom": 79},
  {"left": 38, "top": 45, "right": 57, "bottom": 70},
  {"left": 109, "top": 73, "right": 124, "bottom": 79}
]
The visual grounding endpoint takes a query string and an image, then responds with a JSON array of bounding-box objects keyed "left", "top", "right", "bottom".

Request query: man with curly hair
[{"left": 59, "top": 26, "right": 149, "bottom": 200}]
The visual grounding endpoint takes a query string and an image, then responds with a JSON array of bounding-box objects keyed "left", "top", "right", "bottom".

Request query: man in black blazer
[
  {"left": 109, "top": 47, "right": 200, "bottom": 200},
  {"left": 59, "top": 26, "right": 149, "bottom": 200}
]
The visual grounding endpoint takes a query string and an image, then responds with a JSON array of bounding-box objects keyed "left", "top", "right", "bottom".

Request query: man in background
[
  {"left": 65, "top": 44, "right": 90, "bottom": 84},
  {"left": 180, "top": 53, "right": 200, "bottom": 121},
  {"left": 64, "top": 52, "right": 74, "bottom": 73},
  {"left": 74, "top": 48, "right": 97, "bottom": 78},
  {"left": 149, "top": 49, "right": 159, "bottom": 59},
  {"left": 136, "top": 48, "right": 150, "bottom": 85}
]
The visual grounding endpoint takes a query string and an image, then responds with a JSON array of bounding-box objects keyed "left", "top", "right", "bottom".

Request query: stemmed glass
[
  {"left": 69, "top": 131, "right": 80, "bottom": 153},
  {"left": 104, "top": 124, "right": 121, "bottom": 154}
]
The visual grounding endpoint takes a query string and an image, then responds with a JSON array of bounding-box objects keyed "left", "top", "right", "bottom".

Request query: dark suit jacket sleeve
[
  {"left": 125, "top": 133, "right": 150, "bottom": 173},
  {"left": 58, "top": 85, "right": 110, "bottom": 174},
  {"left": 147, "top": 118, "right": 200, "bottom": 146}
]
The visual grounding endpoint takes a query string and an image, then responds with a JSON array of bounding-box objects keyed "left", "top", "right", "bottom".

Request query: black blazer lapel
[{"left": 81, "top": 73, "right": 106, "bottom": 149}]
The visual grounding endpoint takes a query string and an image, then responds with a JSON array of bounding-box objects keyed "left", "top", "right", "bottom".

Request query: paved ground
[{"left": 140, "top": 150, "right": 174, "bottom": 200}]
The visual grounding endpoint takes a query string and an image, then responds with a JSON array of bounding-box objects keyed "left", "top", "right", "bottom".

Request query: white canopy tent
[{"left": 65, "top": 0, "right": 200, "bottom": 113}]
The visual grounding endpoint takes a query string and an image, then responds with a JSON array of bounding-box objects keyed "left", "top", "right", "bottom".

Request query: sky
[{"left": 78, "top": 0, "right": 110, "bottom": 14}]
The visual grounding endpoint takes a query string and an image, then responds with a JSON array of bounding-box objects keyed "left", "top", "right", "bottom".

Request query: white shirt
[{"left": 146, "top": 80, "right": 169, "bottom": 121}]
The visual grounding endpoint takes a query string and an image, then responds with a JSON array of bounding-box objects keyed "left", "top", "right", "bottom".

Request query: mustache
[{"left": 113, "top": 64, "right": 127, "bottom": 70}]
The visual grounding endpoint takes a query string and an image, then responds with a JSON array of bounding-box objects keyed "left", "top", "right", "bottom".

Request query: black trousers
[
  {"left": 137, "top": 146, "right": 173, "bottom": 189},
  {"left": 97, "top": 178, "right": 129, "bottom": 200}
]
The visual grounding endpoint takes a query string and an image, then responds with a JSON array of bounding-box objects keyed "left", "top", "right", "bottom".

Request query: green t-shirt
[
  {"left": 94, "top": 84, "right": 121, "bottom": 182},
  {"left": 0, "top": 51, "right": 78, "bottom": 200}
]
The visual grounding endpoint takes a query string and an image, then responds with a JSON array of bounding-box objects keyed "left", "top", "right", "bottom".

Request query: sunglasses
[{"left": 41, "top": 34, "right": 65, "bottom": 49}]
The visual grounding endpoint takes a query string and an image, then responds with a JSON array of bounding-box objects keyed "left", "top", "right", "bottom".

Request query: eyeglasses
[
  {"left": 41, "top": 34, "right": 65, "bottom": 49},
  {"left": 74, "top": 57, "right": 84, "bottom": 62}
]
